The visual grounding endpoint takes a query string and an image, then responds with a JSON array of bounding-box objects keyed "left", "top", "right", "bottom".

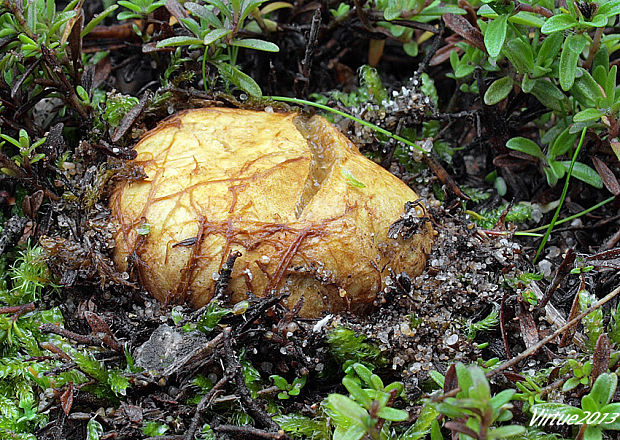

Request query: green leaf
[
  {"left": 573, "top": 108, "right": 603, "bottom": 122},
  {"left": 117, "top": 0, "right": 143, "bottom": 13},
  {"left": 352, "top": 363, "right": 373, "bottom": 387},
  {"left": 535, "top": 31, "right": 563, "bottom": 66},
  {"left": 343, "top": 377, "right": 372, "bottom": 408},
  {"left": 18, "top": 129, "right": 29, "bottom": 150},
  {"left": 179, "top": 17, "right": 201, "bottom": 36},
  {"left": 230, "top": 38, "right": 280, "bottom": 52},
  {"left": 430, "top": 419, "right": 443, "bottom": 440},
  {"left": 203, "top": 28, "right": 232, "bottom": 46},
  {"left": 487, "top": 425, "right": 526, "bottom": 439},
  {"left": 490, "top": 389, "right": 516, "bottom": 410},
  {"left": 185, "top": 2, "right": 222, "bottom": 27},
  {"left": 86, "top": 418, "right": 103, "bottom": 440},
  {"left": 270, "top": 375, "right": 288, "bottom": 390},
  {"left": 76, "top": 86, "right": 89, "bottom": 103},
  {"left": 327, "top": 394, "right": 368, "bottom": 421},
  {"left": 0, "top": 133, "right": 20, "bottom": 148},
  {"left": 588, "top": 373, "right": 617, "bottom": 407},
  {"left": 541, "top": 14, "right": 577, "bottom": 34},
  {"left": 341, "top": 168, "right": 366, "bottom": 188},
  {"left": 370, "top": 374, "right": 384, "bottom": 391},
  {"left": 156, "top": 36, "right": 203, "bottom": 48},
  {"left": 597, "top": 0, "right": 620, "bottom": 18},
  {"left": 429, "top": 370, "right": 444, "bottom": 388},
  {"left": 341, "top": 423, "right": 367, "bottom": 440},
  {"left": 403, "top": 41, "right": 418, "bottom": 57},
  {"left": 571, "top": 71, "right": 602, "bottom": 108},
  {"left": 599, "top": 403, "right": 620, "bottom": 428},
  {"left": 506, "top": 137, "right": 544, "bottom": 158},
  {"left": 593, "top": 46, "right": 610, "bottom": 75},
  {"left": 239, "top": 0, "right": 271, "bottom": 23},
  {"left": 560, "top": 161, "right": 604, "bottom": 188},
  {"left": 377, "top": 406, "right": 409, "bottom": 422},
  {"left": 384, "top": 381, "right": 404, "bottom": 395},
  {"left": 399, "top": 403, "right": 437, "bottom": 440},
  {"left": 560, "top": 34, "right": 587, "bottom": 91},
  {"left": 582, "top": 395, "right": 599, "bottom": 413},
  {"left": 531, "top": 79, "right": 565, "bottom": 111},
  {"left": 136, "top": 223, "right": 151, "bottom": 235},
  {"left": 468, "top": 365, "right": 491, "bottom": 401},
  {"left": 455, "top": 363, "right": 473, "bottom": 398},
  {"left": 215, "top": 62, "right": 262, "bottom": 97},
  {"left": 583, "top": 426, "right": 603, "bottom": 440},
  {"left": 522, "top": 74, "right": 536, "bottom": 93},
  {"left": 142, "top": 421, "right": 169, "bottom": 436},
  {"left": 605, "top": 65, "right": 617, "bottom": 106},
  {"left": 484, "top": 76, "right": 513, "bottom": 105},
  {"left": 204, "top": 0, "right": 232, "bottom": 21},
  {"left": 485, "top": 15, "right": 508, "bottom": 58},
  {"left": 503, "top": 38, "right": 534, "bottom": 74},
  {"left": 550, "top": 127, "right": 578, "bottom": 158},
  {"left": 510, "top": 11, "right": 545, "bottom": 28},
  {"left": 435, "top": 401, "right": 469, "bottom": 418},
  {"left": 548, "top": 159, "right": 566, "bottom": 184},
  {"left": 82, "top": 5, "right": 118, "bottom": 37},
  {"left": 107, "top": 370, "right": 130, "bottom": 396}
]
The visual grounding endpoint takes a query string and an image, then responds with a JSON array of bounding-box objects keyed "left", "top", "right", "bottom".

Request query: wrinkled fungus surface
[{"left": 110, "top": 108, "right": 433, "bottom": 317}]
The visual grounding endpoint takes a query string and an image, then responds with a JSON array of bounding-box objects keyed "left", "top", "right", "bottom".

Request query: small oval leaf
[{"left": 484, "top": 76, "right": 513, "bottom": 105}]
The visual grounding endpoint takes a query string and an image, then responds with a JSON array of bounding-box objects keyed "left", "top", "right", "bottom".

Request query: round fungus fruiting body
[{"left": 109, "top": 108, "right": 433, "bottom": 317}]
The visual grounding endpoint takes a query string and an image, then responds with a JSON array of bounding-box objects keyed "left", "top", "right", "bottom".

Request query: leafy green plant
[
  {"left": 446, "top": 0, "right": 620, "bottom": 195},
  {"left": 86, "top": 418, "right": 104, "bottom": 440},
  {"left": 330, "top": 3, "right": 350, "bottom": 19},
  {"left": 506, "top": 133, "right": 602, "bottom": 188},
  {"left": 374, "top": 0, "right": 464, "bottom": 58},
  {"left": 514, "top": 375, "right": 546, "bottom": 413},
  {"left": 530, "top": 373, "right": 620, "bottom": 440},
  {"left": 326, "top": 327, "right": 383, "bottom": 370},
  {"left": 0, "top": 0, "right": 116, "bottom": 122},
  {"left": 433, "top": 363, "right": 525, "bottom": 440},
  {"left": 562, "top": 358, "right": 594, "bottom": 392},
  {"left": 0, "top": 246, "right": 65, "bottom": 439},
  {"left": 274, "top": 413, "right": 330, "bottom": 440},
  {"left": 157, "top": 0, "right": 279, "bottom": 97},
  {"left": 270, "top": 374, "right": 307, "bottom": 400},
  {"left": 0, "top": 245, "right": 54, "bottom": 306},
  {"left": 325, "top": 362, "right": 408, "bottom": 440},
  {"left": 142, "top": 420, "right": 169, "bottom": 436},
  {"left": 467, "top": 203, "right": 534, "bottom": 229},
  {"left": 117, "top": 0, "right": 166, "bottom": 21},
  {"left": 182, "top": 300, "right": 231, "bottom": 334},
  {"left": 465, "top": 307, "right": 499, "bottom": 342},
  {"left": 579, "top": 290, "right": 604, "bottom": 351},
  {"left": 0, "top": 129, "right": 46, "bottom": 170}
]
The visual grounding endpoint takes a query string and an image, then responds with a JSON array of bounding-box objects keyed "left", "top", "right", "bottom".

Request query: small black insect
[{"left": 387, "top": 200, "right": 430, "bottom": 240}]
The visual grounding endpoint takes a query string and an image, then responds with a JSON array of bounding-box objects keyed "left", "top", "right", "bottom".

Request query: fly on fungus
[{"left": 109, "top": 108, "right": 433, "bottom": 317}]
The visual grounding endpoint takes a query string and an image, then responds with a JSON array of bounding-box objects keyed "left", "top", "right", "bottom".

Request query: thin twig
[
  {"left": 40, "top": 323, "right": 103, "bottom": 347},
  {"left": 212, "top": 250, "right": 242, "bottom": 303},
  {"left": 222, "top": 328, "right": 280, "bottom": 432},
  {"left": 0, "top": 302, "right": 34, "bottom": 315},
  {"left": 183, "top": 376, "right": 229, "bottom": 440},
  {"left": 294, "top": 7, "right": 321, "bottom": 99}
]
